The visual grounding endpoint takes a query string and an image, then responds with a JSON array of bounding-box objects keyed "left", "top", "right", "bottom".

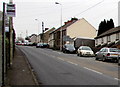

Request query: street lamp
[
  {"left": 55, "top": 2, "right": 63, "bottom": 51},
  {"left": 35, "top": 19, "right": 40, "bottom": 43}
]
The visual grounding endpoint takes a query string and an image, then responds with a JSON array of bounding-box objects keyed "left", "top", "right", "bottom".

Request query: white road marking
[
  {"left": 57, "top": 57, "right": 65, "bottom": 61},
  {"left": 58, "top": 52, "right": 61, "bottom": 54},
  {"left": 84, "top": 67, "right": 103, "bottom": 75},
  {"left": 67, "top": 61, "right": 78, "bottom": 66},
  {"left": 52, "top": 51, "right": 62, "bottom": 54},
  {"left": 74, "top": 63, "right": 78, "bottom": 66}
]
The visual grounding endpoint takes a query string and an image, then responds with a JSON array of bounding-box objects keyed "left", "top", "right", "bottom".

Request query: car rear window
[
  {"left": 66, "top": 45, "right": 75, "bottom": 49},
  {"left": 109, "top": 48, "right": 120, "bottom": 52},
  {"left": 82, "top": 47, "right": 91, "bottom": 50}
]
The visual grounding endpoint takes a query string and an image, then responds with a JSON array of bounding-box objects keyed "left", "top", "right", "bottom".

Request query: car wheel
[
  {"left": 114, "top": 59, "right": 118, "bottom": 63},
  {"left": 77, "top": 53, "right": 79, "bottom": 56},
  {"left": 64, "top": 50, "right": 67, "bottom": 53},
  {"left": 79, "top": 52, "right": 82, "bottom": 57},
  {"left": 102, "top": 57, "right": 106, "bottom": 62},
  {"left": 95, "top": 57, "right": 99, "bottom": 60}
]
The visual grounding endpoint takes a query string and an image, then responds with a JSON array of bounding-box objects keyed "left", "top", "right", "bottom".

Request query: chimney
[
  {"left": 64, "top": 20, "right": 72, "bottom": 25},
  {"left": 64, "top": 18, "right": 78, "bottom": 25},
  {"left": 45, "top": 28, "right": 49, "bottom": 31}
]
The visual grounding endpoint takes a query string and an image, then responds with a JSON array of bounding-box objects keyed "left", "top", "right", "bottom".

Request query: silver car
[
  {"left": 95, "top": 47, "right": 120, "bottom": 62},
  {"left": 77, "top": 46, "right": 95, "bottom": 57}
]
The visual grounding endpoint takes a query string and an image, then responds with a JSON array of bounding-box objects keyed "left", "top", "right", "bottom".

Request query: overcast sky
[{"left": 0, "top": 0, "right": 119, "bottom": 38}]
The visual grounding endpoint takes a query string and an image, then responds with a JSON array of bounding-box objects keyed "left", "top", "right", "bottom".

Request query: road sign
[
  {"left": 5, "top": 27, "right": 9, "bottom": 32},
  {"left": 7, "top": 4, "right": 16, "bottom": 17}
]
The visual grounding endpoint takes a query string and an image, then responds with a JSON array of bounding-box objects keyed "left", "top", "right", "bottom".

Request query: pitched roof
[
  {"left": 54, "top": 19, "right": 78, "bottom": 32},
  {"left": 95, "top": 26, "right": 120, "bottom": 39},
  {"left": 29, "top": 34, "right": 37, "bottom": 38}
]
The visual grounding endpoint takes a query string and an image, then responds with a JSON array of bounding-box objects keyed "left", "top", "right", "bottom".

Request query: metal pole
[
  {"left": 60, "top": 4, "right": 63, "bottom": 51},
  {"left": 9, "top": 0, "right": 13, "bottom": 66},
  {"left": 9, "top": 17, "right": 13, "bottom": 66},
  {"left": 37, "top": 22, "right": 39, "bottom": 43},
  {"left": 2, "top": 2, "right": 5, "bottom": 86},
  {"left": 42, "top": 22, "right": 44, "bottom": 43},
  {"left": 35, "top": 19, "right": 40, "bottom": 43},
  {"left": 55, "top": 2, "right": 62, "bottom": 51}
]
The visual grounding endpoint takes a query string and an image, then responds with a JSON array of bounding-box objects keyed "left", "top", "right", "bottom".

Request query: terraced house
[
  {"left": 95, "top": 26, "right": 120, "bottom": 49},
  {"left": 49, "top": 18, "right": 96, "bottom": 50}
]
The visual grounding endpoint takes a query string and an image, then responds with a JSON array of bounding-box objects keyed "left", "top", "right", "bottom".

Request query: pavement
[{"left": 5, "top": 46, "right": 39, "bottom": 86}]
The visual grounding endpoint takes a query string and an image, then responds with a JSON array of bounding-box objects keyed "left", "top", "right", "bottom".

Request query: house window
[
  {"left": 96, "top": 39, "right": 98, "bottom": 45},
  {"left": 107, "top": 36, "right": 111, "bottom": 42},
  {"left": 116, "top": 33, "right": 119, "bottom": 41},
  {"left": 101, "top": 38, "right": 104, "bottom": 44}
]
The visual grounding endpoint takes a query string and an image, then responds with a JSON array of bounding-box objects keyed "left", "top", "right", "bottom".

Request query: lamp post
[
  {"left": 42, "top": 22, "right": 44, "bottom": 44},
  {"left": 35, "top": 19, "right": 40, "bottom": 43},
  {"left": 55, "top": 2, "right": 63, "bottom": 51}
]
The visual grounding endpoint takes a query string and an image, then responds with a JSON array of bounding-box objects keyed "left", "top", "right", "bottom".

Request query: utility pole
[
  {"left": 42, "top": 22, "right": 44, "bottom": 43},
  {"left": 9, "top": 0, "right": 13, "bottom": 66},
  {"left": 55, "top": 2, "right": 63, "bottom": 51},
  {"left": 35, "top": 19, "right": 40, "bottom": 43}
]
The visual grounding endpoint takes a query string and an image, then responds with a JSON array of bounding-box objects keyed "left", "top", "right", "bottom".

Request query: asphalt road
[{"left": 19, "top": 46, "right": 119, "bottom": 85}]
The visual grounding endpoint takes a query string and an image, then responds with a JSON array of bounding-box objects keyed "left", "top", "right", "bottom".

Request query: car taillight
[{"left": 107, "top": 53, "right": 110, "bottom": 56}]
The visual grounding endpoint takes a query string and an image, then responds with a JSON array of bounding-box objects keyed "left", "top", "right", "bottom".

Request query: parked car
[
  {"left": 63, "top": 44, "right": 76, "bottom": 53},
  {"left": 36, "top": 43, "right": 49, "bottom": 48},
  {"left": 95, "top": 47, "right": 120, "bottom": 62},
  {"left": 36, "top": 43, "right": 44, "bottom": 48},
  {"left": 77, "top": 46, "right": 94, "bottom": 57},
  {"left": 43, "top": 43, "right": 49, "bottom": 48},
  {"left": 27, "top": 42, "right": 33, "bottom": 46},
  {"left": 16, "top": 42, "right": 22, "bottom": 46}
]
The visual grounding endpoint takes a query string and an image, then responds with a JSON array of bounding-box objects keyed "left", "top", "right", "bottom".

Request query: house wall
[
  {"left": 110, "top": 34, "right": 116, "bottom": 42},
  {"left": 36, "top": 35, "right": 41, "bottom": 43},
  {"left": 95, "top": 37, "right": 108, "bottom": 46},
  {"left": 103, "top": 37, "right": 107, "bottom": 44},
  {"left": 54, "top": 31, "right": 60, "bottom": 50},
  {"left": 95, "top": 39, "right": 101, "bottom": 45},
  {"left": 49, "top": 33, "right": 54, "bottom": 48},
  {"left": 95, "top": 32, "right": 120, "bottom": 47},
  {"left": 43, "top": 28, "right": 54, "bottom": 43},
  {"left": 30, "top": 36, "right": 37, "bottom": 43},
  {"left": 67, "top": 18, "right": 96, "bottom": 39}
]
